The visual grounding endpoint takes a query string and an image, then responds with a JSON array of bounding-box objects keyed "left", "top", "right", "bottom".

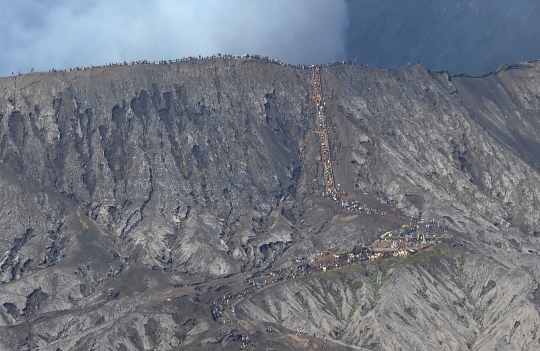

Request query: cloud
[{"left": 0, "top": 0, "right": 348, "bottom": 76}]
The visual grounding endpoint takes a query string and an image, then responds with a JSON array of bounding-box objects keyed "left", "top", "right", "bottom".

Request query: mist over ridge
[
  {"left": 3, "top": 0, "right": 540, "bottom": 76},
  {"left": 0, "top": 0, "right": 348, "bottom": 76}
]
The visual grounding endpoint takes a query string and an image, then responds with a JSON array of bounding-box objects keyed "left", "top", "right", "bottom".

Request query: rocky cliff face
[{"left": 0, "top": 58, "right": 539, "bottom": 350}]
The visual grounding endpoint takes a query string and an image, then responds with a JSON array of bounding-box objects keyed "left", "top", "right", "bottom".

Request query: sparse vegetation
[
  {"left": 337, "top": 296, "right": 343, "bottom": 310},
  {"left": 348, "top": 304, "right": 359, "bottom": 319},
  {"left": 181, "top": 317, "right": 194, "bottom": 326},
  {"left": 370, "top": 271, "right": 378, "bottom": 285},
  {"left": 173, "top": 331, "right": 186, "bottom": 343},
  {"left": 344, "top": 275, "right": 363, "bottom": 290},
  {"left": 383, "top": 270, "right": 393, "bottom": 282},
  {"left": 404, "top": 251, "right": 429, "bottom": 264},
  {"left": 434, "top": 243, "right": 452, "bottom": 258},
  {"left": 325, "top": 243, "right": 454, "bottom": 279},
  {"left": 419, "top": 285, "right": 428, "bottom": 299},
  {"left": 457, "top": 256, "right": 465, "bottom": 272},
  {"left": 430, "top": 303, "right": 440, "bottom": 311}
]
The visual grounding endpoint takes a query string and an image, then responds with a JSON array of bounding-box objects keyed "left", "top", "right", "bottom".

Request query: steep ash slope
[
  {"left": 0, "top": 60, "right": 319, "bottom": 278},
  {"left": 0, "top": 59, "right": 538, "bottom": 350},
  {"left": 239, "top": 242, "right": 540, "bottom": 351},
  {"left": 324, "top": 63, "right": 540, "bottom": 237}
]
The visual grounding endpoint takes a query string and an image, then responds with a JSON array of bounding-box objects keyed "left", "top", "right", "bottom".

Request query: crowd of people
[
  {"left": 211, "top": 293, "right": 234, "bottom": 323},
  {"left": 227, "top": 226, "right": 442, "bottom": 301},
  {"left": 9, "top": 53, "right": 357, "bottom": 77},
  {"left": 206, "top": 226, "right": 444, "bottom": 346},
  {"left": 313, "top": 66, "right": 339, "bottom": 197}
]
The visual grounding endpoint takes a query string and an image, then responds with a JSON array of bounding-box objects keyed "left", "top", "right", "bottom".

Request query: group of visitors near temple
[
  {"left": 210, "top": 212, "right": 452, "bottom": 313},
  {"left": 207, "top": 213, "right": 451, "bottom": 349}
]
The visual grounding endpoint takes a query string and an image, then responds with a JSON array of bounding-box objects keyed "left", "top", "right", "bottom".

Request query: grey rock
[{"left": 0, "top": 58, "right": 538, "bottom": 350}]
